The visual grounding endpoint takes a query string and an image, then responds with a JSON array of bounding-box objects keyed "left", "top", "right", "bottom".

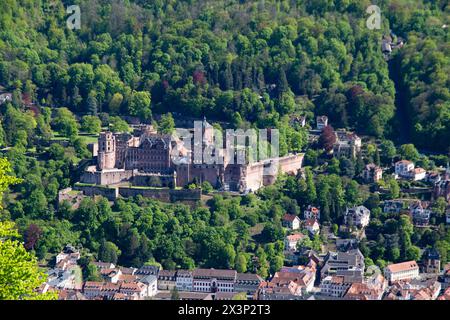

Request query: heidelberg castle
[{"left": 80, "top": 118, "right": 304, "bottom": 193}]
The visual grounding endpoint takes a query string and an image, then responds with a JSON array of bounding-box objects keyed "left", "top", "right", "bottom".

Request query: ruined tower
[{"left": 98, "top": 132, "right": 116, "bottom": 170}]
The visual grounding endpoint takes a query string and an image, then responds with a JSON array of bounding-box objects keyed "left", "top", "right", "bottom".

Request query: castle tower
[{"left": 98, "top": 132, "right": 116, "bottom": 170}]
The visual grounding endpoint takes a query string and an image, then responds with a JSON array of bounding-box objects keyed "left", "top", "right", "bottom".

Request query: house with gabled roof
[{"left": 282, "top": 213, "right": 301, "bottom": 230}]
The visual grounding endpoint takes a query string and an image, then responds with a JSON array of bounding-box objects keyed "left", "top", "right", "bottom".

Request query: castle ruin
[{"left": 80, "top": 120, "right": 304, "bottom": 193}]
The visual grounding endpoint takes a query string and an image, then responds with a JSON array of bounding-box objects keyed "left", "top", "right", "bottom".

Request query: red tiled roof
[
  {"left": 286, "top": 233, "right": 305, "bottom": 242},
  {"left": 282, "top": 214, "right": 299, "bottom": 222},
  {"left": 386, "top": 261, "right": 418, "bottom": 273}
]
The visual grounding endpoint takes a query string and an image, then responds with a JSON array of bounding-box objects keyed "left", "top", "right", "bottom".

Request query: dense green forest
[
  {"left": 0, "top": 0, "right": 446, "bottom": 145},
  {"left": 0, "top": 0, "right": 449, "bottom": 273}
]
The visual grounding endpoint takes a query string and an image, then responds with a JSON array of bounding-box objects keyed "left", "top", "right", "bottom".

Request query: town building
[
  {"left": 422, "top": 248, "right": 441, "bottom": 274},
  {"left": 344, "top": 206, "right": 370, "bottom": 229},
  {"left": 408, "top": 278, "right": 441, "bottom": 300},
  {"left": 384, "top": 261, "right": 419, "bottom": 283},
  {"left": 138, "top": 275, "right": 158, "bottom": 297},
  {"left": 282, "top": 214, "right": 301, "bottom": 230},
  {"left": 176, "top": 270, "right": 193, "bottom": 292},
  {"left": 82, "top": 281, "right": 151, "bottom": 300},
  {"left": 157, "top": 270, "right": 177, "bottom": 290},
  {"left": 192, "top": 269, "right": 237, "bottom": 293},
  {"left": 319, "top": 276, "right": 352, "bottom": 298},
  {"left": 320, "top": 249, "right": 365, "bottom": 283},
  {"left": 46, "top": 245, "right": 82, "bottom": 291},
  {"left": 135, "top": 265, "right": 160, "bottom": 277},
  {"left": 234, "top": 273, "right": 264, "bottom": 299},
  {"left": 383, "top": 281, "right": 411, "bottom": 300},
  {"left": 258, "top": 263, "right": 316, "bottom": 300},
  {"left": 343, "top": 282, "right": 383, "bottom": 300}
]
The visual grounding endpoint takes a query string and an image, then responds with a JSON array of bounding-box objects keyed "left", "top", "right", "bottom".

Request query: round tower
[{"left": 98, "top": 132, "right": 116, "bottom": 170}]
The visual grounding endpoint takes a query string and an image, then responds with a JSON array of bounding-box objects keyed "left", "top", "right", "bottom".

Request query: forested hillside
[{"left": 1, "top": 1, "right": 448, "bottom": 148}]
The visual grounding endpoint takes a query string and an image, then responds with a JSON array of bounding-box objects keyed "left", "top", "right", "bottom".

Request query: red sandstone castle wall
[
  {"left": 244, "top": 154, "right": 304, "bottom": 191},
  {"left": 278, "top": 154, "right": 304, "bottom": 175}
]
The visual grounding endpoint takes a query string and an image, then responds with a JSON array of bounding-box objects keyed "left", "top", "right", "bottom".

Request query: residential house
[
  {"left": 305, "top": 219, "right": 320, "bottom": 236},
  {"left": 344, "top": 206, "right": 370, "bottom": 229},
  {"left": 284, "top": 233, "right": 306, "bottom": 251},
  {"left": 304, "top": 206, "right": 320, "bottom": 221},
  {"left": 363, "top": 164, "right": 383, "bottom": 183},
  {"left": 410, "top": 168, "right": 427, "bottom": 181},
  {"left": 335, "top": 239, "right": 358, "bottom": 252},
  {"left": 383, "top": 200, "right": 405, "bottom": 214},
  {"left": 290, "top": 116, "right": 306, "bottom": 128},
  {"left": 395, "top": 160, "right": 426, "bottom": 181},
  {"left": 395, "top": 160, "right": 415, "bottom": 177},
  {"left": 410, "top": 201, "right": 432, "bottom": 226},
  {"left": 83, "top": 282, "right": 119, "bottom": 300},
  {"left": 316, "top": 116, "right": 328, "bottom": 131},
  {"left": 282, "top": 213, "right": 301, "bottom": 230},
  {"left": 384, "top": 261, "right": 419, "bottom": 283},
  {"left": 333, "top": 130, "right": 362, "bottom": 158}
]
